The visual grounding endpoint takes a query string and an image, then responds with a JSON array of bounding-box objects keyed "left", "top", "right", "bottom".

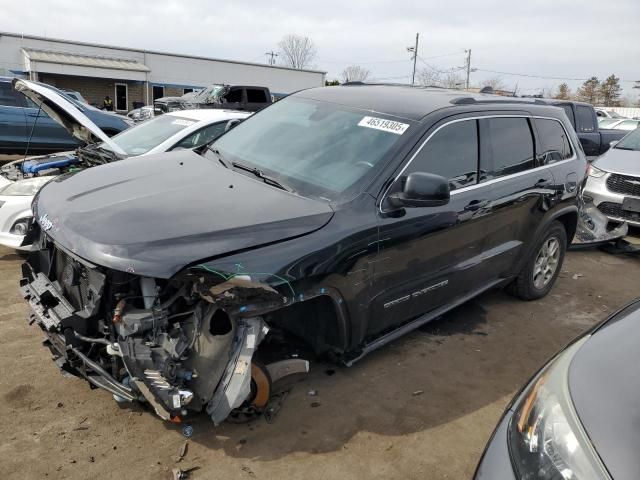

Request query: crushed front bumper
[
  {"left": 572, "top": 197, "right": 628, "bottom": 248},
  {"left": 19, "top": 255, "right": 137, "bottom": 401},
  {"left": 583, "top": 173, "right": 640, "bottom": 227}
]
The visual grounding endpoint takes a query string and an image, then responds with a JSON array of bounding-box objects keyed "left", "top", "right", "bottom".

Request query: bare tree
[
  {"left": 554, "top": 83, "right": 571, "bottom": 100},
  {"left": 278, "top": 34, "right": 317, "bottom": 69},
  {"left": 417, "top": 68, "right": 441, "bottom": 86},
  {"left": 417, "top": 68, "right": 464, "bottom": 89},
  {"left": 340, "top": 65, "right": 370, "bottom": 83}
]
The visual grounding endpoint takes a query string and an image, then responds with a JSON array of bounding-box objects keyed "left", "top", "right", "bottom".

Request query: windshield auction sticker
[{"left": 358, "top": 116, "right": 409, "bottom": 135}]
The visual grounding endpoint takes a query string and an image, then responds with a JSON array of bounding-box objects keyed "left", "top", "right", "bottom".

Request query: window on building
[
  {"left": 407, "top": 119, "right": 479, "bottom": 191},
  {"left": 225, "top": 88, "right": 243, "bottom": 103},
  {"left": 152, "top": 86, "right": 165, "bottom": 102},
  {"left": 246, "top": 88, "right": 267, "bottom": 104},
  {"left": 576, "top": 105, "right": 595, "bottom": 133},
  {"left": 0, "top": 82, "right": 24, "bottom": 107},
  {"left": 115, "top": 83, "right": 128, "bottom": 111},
  {"left": 183, "top": 88, "right": 193, "bottom": 95},
  {"left": 480, "top": 117, "right": 535, "bottom": 181},
  {"left": 534, "top": 118, "right": 572, "bottom": 164}
]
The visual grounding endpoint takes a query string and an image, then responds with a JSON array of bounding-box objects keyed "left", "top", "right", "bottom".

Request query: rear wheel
[{"left": 507, "top": 221, "right": 567, "bottom": 300}]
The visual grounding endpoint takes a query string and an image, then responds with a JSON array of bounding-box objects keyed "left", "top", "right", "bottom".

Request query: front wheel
[{"left": 507, "top": 221, "right": 567, "bottom": 300}]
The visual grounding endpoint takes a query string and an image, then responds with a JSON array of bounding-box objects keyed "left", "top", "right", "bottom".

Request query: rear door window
[
  {"left": 534, "top": 118, "right": 572, "bottom": 164},
  {"left": 225, "top": 88, "right": 243, "bottom": 103},
  {"left": 480, "top": 117, "right": 535, "bottom": 181},
  {"left": 406, "top": 119, "right": 478, "bottom": 191},
  {"left": 0, "top": 82, "right": 25, "bottom": 107},
  {"left": 576, "top": 106, "right": 596, "bottom": 133}
]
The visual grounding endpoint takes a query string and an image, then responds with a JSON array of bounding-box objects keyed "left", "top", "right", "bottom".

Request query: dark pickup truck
[
  {"left": 542, "top": 100, "right": 627, "bottom": 157},
  {"left": 154, "top": 84, "right": 271, "bottom": 115}
]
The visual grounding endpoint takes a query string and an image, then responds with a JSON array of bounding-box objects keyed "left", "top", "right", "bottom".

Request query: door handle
[{"left": 464, "top": 200, "right": 489, "bottom": 211}]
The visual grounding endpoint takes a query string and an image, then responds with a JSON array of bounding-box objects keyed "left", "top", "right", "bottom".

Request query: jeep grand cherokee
[{"left": 20, "top": 84, "right": 586, "bottom": 425}]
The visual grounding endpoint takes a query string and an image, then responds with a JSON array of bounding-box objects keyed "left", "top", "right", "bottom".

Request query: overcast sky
[{"left": 3, "top": 0, "right": 639, "bottom": 98}]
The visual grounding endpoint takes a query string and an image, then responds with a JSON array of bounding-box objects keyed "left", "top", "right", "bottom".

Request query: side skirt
[{"left": 344, "top": 278, "right": 505, "bottom": 366}]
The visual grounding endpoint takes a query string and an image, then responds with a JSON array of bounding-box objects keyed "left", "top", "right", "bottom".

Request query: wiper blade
[
  {"left": 206, "top": 146, "right": 231, "bottom": 169},
  {"left": 231, "top": 162, "right": 292, "bottom": 192},
  {"left": 614, "top": 146, "right": 636, "bottom": 151}
]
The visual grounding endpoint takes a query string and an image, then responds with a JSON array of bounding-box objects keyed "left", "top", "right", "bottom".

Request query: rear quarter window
[
  {"left": 534, "top": 118, "right": 572, "bottom": 164},
  {"left": 576, "top": 106, "right": 596, "bottom": 133}
]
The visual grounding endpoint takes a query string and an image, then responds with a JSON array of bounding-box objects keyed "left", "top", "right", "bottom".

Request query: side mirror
[
  {"left": 225, "top": 118, "right": 243, "bottom": 132},
  {"left": 609, "top": 140, "right": 619, "bottom": 148},
  {"left": 388, "top": 172, "right": 450, "bottom": 208}
]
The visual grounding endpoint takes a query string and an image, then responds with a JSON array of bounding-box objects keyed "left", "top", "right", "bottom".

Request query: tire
[{"left": 506, "top": 221, "right": 567, "bottom": 301}]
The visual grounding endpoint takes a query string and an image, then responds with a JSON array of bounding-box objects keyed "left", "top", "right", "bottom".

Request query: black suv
[{"left": 20, "top": 85, "right": 585, "bottom": 426}]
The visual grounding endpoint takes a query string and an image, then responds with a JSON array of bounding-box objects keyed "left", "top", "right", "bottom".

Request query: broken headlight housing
[
  {"left": 508, "top": 338, "right": 610, "bottom": 479},
  {"left": 0, "top": 176, "right": 53, "bottom": 196}
]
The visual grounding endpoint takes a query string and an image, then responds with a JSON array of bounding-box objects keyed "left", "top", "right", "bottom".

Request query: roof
[
  {"left": 165, "top": 109, "right": 252, "bottom": 122},
  {"left": 22, "top": 48, "right": 150, "bottom": 72},
  {"left": 294, "top": 84, "right": 551, "bottom": 121},
  {"left": 2, "top": 31, "right": 326, "bottom": 75}
]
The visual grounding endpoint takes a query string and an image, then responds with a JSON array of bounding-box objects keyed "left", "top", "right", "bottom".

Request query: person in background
[{"left": 103, "top": 95, "right": 113, "bottom": 111}]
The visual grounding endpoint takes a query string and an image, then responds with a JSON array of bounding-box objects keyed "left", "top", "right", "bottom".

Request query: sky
[{"left": 2, "top": 0, "right": 639, "bottom": 99}]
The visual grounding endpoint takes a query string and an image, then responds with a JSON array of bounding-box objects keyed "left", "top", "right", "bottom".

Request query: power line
[
  {"left": 475, "top": 68, "right": 639, "bottom": 84},
  {"left": 318, "top": 50, "right": 464, "bottom": 66}
]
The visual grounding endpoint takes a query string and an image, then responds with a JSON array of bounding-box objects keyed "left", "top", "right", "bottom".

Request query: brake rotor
[{"left": 226, "top": 361, "right": 272, "bottom": 423}]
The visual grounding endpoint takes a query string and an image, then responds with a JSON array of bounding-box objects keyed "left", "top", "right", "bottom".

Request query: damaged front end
[
  {"left": 572, "top": 196, "right": 628, "bottom": 248},
  {"left": 20, "top": 233, "right": 298, "bottom": 424}
]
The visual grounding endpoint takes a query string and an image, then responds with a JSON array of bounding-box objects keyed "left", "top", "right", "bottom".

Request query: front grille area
[
  {"left": 598, "top": 202, "right": 640, "bottom": 224},
  {"left": 607, "top": 174, "right": 640, "bottom": 196},
  {"left": 54, "top": 249, "right": 91, "bottom": 311}
]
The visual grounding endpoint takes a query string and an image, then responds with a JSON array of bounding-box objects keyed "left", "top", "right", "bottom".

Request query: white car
[{"left": 0, "top": 79, "right": 251, "bottom": 250}]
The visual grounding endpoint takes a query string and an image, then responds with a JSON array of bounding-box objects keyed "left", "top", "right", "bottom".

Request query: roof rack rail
[{"left": 450, "top": 97, "right": 548, "bottom": 106}]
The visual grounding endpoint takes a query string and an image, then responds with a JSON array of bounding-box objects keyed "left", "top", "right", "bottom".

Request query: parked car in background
[
  {"left": 20, "top": 85, "right": 585, "bottom": 426},
  {"left": 60, "top": 88, "right": 88, "bottom": 104},
  {"left": 127, "top": 105, "right": 155, "bottom": 123},
  {"left": 595, "top": 107, "right": 625, "bottom": 119},
  {"left": 540, "top": 99, "right": 627, "bottom": 157},
  {"left": 154, "top": 84, "right": 271, "bottom": 115},
  {"left": 607, "top": 118, "right": 640, "bottom": 131},
  {"left": 598, "top": 117, "right": 622, "bottom": 129},
  {"left": 0, "top": 77, "right": 131, "bottom": 154},
  {"left": 583, "top": 127, "right": 640, "bottom": 227},
  {"left": 0, "top": 78, "right": 250, "bottom": 250},
  {"left": 475, "top": 298, "right": 640, "bottom": 480}
]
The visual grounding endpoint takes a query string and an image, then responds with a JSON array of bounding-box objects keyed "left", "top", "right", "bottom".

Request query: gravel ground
[{"left": 0, "top": 245, "right": 638, "bottom": 479}]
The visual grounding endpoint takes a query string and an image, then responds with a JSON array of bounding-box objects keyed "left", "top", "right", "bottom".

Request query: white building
[{"left": 0, "top": 31, "right": 326, "bottom": 111}]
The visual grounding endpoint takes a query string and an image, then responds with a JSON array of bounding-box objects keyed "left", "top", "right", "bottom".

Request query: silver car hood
[
  {"left": 12, "top": 79, "right": 126, "bottom": 155},
  {"left": 594, "top": 148, "right": 640, "bottom": 176}
]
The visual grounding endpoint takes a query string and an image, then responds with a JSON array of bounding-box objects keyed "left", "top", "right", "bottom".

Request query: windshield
[
  {"left": 615, "top": 128, "right": 640, "bottom": 151},
  {"left": 211, "top": 96, "right": 411, "bottom": 200},
  {"left": 195, "top": 85, "right": 226, "bottom": 102},
  {"left": 107, "top": 115, "right": 196, "bottom": 155}
]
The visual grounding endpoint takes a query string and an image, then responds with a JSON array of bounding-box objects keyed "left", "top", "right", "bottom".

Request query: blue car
[{"left": 0, "top": 76, "right": 132, "bottom": 154}]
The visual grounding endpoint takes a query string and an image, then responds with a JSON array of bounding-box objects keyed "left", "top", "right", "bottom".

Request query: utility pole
[
  {"left": 465, "top": 49, "right": 472, "bottom": 90},
  {"left": 265, "top": 51, "right": 278, "bottom": 66},
  {"left": 408, "top": 33, "right": 419, "bottom": 85}
]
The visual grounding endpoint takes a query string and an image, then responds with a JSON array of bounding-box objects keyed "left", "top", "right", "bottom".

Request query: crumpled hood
[
  {"left": 593, "top": 147, "right": 640, "bottom": 176},
  {"left": 33, "top": 150, "right": 334, "bottom": 278},
  {"left": 13, "top": 79, "right": 125, "bottom": 154}
]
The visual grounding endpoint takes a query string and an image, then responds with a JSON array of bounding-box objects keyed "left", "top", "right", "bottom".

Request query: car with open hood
[
  {"left": 20, "top": 84, "right": 586, "bottom": 426},
  {"left": 475, "top": 298, "right": 640, "bottom": 480},
  {"left": 0, "top": 79, "right": 250, "bottom": 250},
  {"left": 0, "top": 76, "right": 131, "bottom": 154}
]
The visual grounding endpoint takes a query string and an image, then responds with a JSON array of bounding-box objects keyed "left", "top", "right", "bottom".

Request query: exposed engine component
[{"left": 20, "top": 239, "right": 292, "bottom": 424}]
